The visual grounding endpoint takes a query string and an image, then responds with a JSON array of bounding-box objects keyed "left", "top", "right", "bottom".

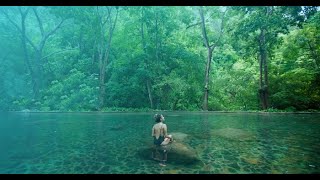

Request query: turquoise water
[{"left": 0, "top": 112, "right": 319, "bottom": 174}]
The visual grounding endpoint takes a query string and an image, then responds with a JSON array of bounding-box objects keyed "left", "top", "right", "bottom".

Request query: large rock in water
[
  {"left": 168, "top": 142, "right": 199, "bottom": 164},
  {"left": 167, "top": 132, "right": 199, "bottom": 164},
  {"left": 170, "top": 132, "right": 189, "bottom": 142},
  {"left": 210, "top": 128, "right": 255, "bottom": 141},
  {"left": 137, "top": 132, "right": 200, "bottom": 165}
]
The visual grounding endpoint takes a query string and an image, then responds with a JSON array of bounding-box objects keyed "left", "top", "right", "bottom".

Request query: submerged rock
[
  {"left": 210, "top": 128, "right": 255, "bottom": 141},
  {"left": 137, "top": 132, "right": 201, "bottom": 166},
  {"left": 169, "top": 142, "right": 199, "bottom": 164},
  {"left": 242, "top": 157, "right": 260, "bottom": 165},
  {"left": 110, "top": 125, "right": 124, "bottom": 131},
  {"left": 138, "top": 141, "right": 201, "bottom": 165}
]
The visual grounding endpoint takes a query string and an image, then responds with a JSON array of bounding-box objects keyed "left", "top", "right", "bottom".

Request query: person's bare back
[{"left": 152, "top": 122, "right": 167, "bottom": 139}]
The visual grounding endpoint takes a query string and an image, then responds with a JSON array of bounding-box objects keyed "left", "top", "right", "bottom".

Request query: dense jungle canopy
[{"left": 0, "top": 6, "right": 319, "bottom": 112}]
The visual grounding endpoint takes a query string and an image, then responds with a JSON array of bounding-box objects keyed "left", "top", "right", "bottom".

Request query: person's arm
[
  {"left": 163, "top": 124, "right": 168, "bottom": 137},
  {"left": 152, "top": 125, "right": 155, "bottom": 137}
]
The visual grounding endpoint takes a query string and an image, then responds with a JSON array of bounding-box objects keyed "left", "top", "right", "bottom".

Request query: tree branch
[
  {"left": 186, "top": 16, "right": 211, "bottom": 29},
  {"left": 18, "top": 7, "right": 30, "bottom": 18},
  {"left": 186, "top": 22, "right": 202, "bottom": 29},
  {"left": 210, "top": 9, "right": 228, "bottom": 49},
  {"left": 44, "top": 19, "right": 65, "bottom": 41},
  {"left": 111, "top": 8, "right": 119, "bottom": 35},
  {"left": 40, "top": 48, "right": 78, "bottom": 61},
  {"left": 97, "top": 6, "right": 111, "bottom": 27},
  {"left": 25, "top": 35, "right": 38, "bottom": 52},
  {"left": 2, "top": 8, "right": 38, "bottom": 51},
  {"left": 105, "top": 7, "right": 118, "bottom": 54},
  {"left": 32, "top": 7, "right": 45, "bottom": 37},
  {"left": 102, "top": 8, "right": 111, "bottom": 26},
  {"left": 1, "top": 10, "right": 22, "bottom": 33},
  {"left": 199, "top": 7, "right": 210, "bottom": 49}
]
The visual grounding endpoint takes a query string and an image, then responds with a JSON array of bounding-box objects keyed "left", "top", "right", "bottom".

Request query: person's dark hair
[{"left": 154, "top": 114, "right": 162, "bottom": 123}]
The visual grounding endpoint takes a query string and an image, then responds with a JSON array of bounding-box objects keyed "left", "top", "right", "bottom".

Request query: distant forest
[{"left": 0, "top": 6, "right": 319, "bottom": 112}]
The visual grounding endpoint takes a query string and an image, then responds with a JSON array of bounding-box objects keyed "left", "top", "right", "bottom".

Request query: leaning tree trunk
[
  {"left": 33, "top": 50, "right": 43, "bottom": 98},
  {"left": 198, "top": 7, "right": 226, "bottom": 111},
  {"left": 20, "top": 9, "right": 39, "bottom": 98},
  {"left": 258, "top": 28, "right": 269, "bottom": 110},
  {"left": 199, "top": 7, "right": 214, "bottom": 111},
  {"left": 146, "top": 79, "right": 154, "bottom": 109},
  {"left": 32, "top": 7, "right": 65, "bottom": 99},
  {"left": 203, "top": 48, "right": 213, "bottom": 111},
  {"left": 98, "top": 7, "right": 118, "bottom": 110},
  {"left": 140, "top": 8, "right": 154, "bottom": 109}
]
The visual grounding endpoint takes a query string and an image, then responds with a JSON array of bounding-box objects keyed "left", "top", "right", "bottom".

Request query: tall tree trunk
[
  {"left": 155, "top": 11, "right": 159, "bottom": 63},
  {"left": 258, "top": 43, "right": 264, "bottom": 109},
  {"left": 259, "top": 28, "right": 269, "bottom": 110},
  {"left": 199, "top": 7, "right": 214, "bottom": 111},
  {"left": 19, "top": 8, "right": 39, "bottom": 98},
  {"left": 198, "top": 7, "right": 226, "bottom": 111},
  {"left": 32, "top": 7, "right": 65, "bottom": 99},
  {"left": 141, "top": 8, "right": 154, "bottom": 109},
  {"left": 97, "top": 10, "right": 105, "bottom": 109},
  {"left": 99, "top": 7, "right": 118, "bottom": 109},
  {"left": 146, "top": 79, "right": 154, "bottom": 109},
  {"left": 34, "top": 50, "right": 43, "bottom": 98},
  {"left": 99, "top": 58, "right": 106, "bottom": 109},
  {"left": 203, "top": 49, "right": 213, "bottom": 111}
]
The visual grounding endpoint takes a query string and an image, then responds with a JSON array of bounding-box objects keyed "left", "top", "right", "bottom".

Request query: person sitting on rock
[{"left": 151, "top": 114, "right": 173, "bottom": 166}]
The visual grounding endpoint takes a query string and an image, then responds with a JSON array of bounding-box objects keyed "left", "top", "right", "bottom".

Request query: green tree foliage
[
  {"left": 270, "top": 11, "right": 320, "bottom": 111},
  {"left": 0, "top": 6, "right": 319, "bottom": 112},
  {"left": 229, "top": 6, "right": 314, "bottom": 110}
]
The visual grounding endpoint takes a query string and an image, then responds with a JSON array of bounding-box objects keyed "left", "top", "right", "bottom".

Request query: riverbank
[{"left": 6, "top": 109, "right": 320, "bottom": 114}]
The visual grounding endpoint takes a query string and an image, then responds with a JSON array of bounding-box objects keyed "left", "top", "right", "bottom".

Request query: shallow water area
[{"left": 0, "top": 112, "right": 319, "bottom": 174}]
